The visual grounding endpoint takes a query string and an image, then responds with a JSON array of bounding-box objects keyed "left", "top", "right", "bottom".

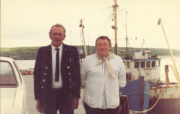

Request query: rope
[{"left": 129, "top": 87, "right": 164, "bottom": 114}]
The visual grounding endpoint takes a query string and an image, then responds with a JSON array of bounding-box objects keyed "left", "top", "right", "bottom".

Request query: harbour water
[
  {"left": 15, "top": 56, "right": 180, "bottom": 82},
  {"left": 15, "top": 56, "right": 180, "bottom": 114},
  {"left": 159, "top": 56, "right": 180, "bottom": 82}
]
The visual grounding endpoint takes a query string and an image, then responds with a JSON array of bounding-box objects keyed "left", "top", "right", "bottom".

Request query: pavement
[{"left": 23, "top": 75, "right": 85, "bottom": 114}]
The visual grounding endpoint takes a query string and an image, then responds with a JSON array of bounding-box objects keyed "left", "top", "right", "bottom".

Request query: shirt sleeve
[
  {"left": 80, "top": 59, "right": 88, "bottom": 88},
  {"left": 118, "top": 58, "right": 126, "bottom": 88}
]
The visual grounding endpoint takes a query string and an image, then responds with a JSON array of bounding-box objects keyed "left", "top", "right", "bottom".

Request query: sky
[{"left": 1, "top": 0, "right": 180, "bottom": 50}]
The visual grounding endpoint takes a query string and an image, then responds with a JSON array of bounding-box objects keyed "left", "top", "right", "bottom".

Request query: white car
[{"left": 0, "top": 57, "right": 28, "bottom": 114}]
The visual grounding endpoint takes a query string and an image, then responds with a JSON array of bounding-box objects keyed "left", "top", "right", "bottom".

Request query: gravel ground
[{"left": 23, "top": 75, "right": 85, "bottom": 114}]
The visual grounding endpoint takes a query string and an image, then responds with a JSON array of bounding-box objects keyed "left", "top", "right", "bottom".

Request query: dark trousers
[
  {"left": 43, "top": 89, "right": 74, "bottom": 114},
  {"left": 84, "top": 102, "right": 119, "bottom": 114}
]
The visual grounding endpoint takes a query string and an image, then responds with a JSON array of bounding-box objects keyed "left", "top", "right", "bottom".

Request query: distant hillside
[
  {"left": 1, "top": 46, "right": 180, "bottom": 60},
  {"left": 0, "top": 47, "right": 39, "bottom": 60},
  {"left": 117, "top": 47, "right": 180, "bottom": 57}
]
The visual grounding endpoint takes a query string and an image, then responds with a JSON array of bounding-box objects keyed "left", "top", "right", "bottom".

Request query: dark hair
[
  {"left": 49, "top": 24, "right": 66, "bottom": 36},
  {"left": 95, "top": 36, "right": 112, "bottom": 47}
]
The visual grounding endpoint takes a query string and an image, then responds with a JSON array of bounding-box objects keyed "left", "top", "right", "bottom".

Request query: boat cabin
[{"left": 123, "top": 50, "right": 161, "bottom": 81}]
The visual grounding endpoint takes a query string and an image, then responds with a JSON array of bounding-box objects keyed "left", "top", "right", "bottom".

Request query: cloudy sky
[{"left": 1, "top": 0, "right": 180, "bottom": 49}]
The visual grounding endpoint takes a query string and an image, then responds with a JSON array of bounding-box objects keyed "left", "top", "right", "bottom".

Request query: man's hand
[
  {"left": 72, "top": 98, "right": 79, "bottom": 110},
  {"left": 36, "top": 100, "right": 43, "bottom": 113}
]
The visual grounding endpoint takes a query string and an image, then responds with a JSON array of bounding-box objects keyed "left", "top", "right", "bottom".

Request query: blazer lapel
[
  {"left": 61, "top": 44, "right": 70, "bottom": 78},
  {"left": 61, "top": 44, "right": 68, "bottom": 69},
  {"left": 46, "top": 45, "right": 53, "bottom": 83}
]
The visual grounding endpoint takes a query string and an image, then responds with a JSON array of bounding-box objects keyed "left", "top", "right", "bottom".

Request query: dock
[{"left": 23, "top": 75, "right": 85, "bottom": 114}]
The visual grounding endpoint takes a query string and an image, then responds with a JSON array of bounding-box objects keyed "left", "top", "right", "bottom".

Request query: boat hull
[
  {"left": 148, "top": 98, "right": 180, "bottom": 114},
  {"left": 148, "top": 84, "right": 180, "bottom": 114}
]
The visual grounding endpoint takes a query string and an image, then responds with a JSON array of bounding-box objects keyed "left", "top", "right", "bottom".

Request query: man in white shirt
[{"left": 81, "top": 36, "right": 126, "bottom": 114}]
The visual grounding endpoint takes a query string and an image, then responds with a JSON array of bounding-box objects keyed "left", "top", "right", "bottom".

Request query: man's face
[
  {"left": 50, "top": 27, "right": 65, "bottom": 47},
  {"left": 96, "top": 39, "right": 111, "bottom": 57}
]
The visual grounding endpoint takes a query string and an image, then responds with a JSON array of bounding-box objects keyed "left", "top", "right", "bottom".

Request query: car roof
[{"left": 0, "top": 56, "right": 14, "bottom": 62}]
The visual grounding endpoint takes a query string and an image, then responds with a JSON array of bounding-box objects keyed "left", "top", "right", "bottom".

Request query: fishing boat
[
  {"left": 118, "top": 18, "right": 180, "bottom": 114},
  {"left": 120, "top": 48, "right": 161, "bottom": 114}
]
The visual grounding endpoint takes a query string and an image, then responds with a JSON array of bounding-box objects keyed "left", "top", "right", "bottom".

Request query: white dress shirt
[
  {"left": 51, "top": 45, "right": 63, "bottom": 88},
  {"left": 81, "top": 53, "right": 126, "bottom": 109}
]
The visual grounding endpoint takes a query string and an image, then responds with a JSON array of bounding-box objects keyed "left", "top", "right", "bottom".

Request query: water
[
  {"left": 15, "top": 60, "right": 35, "bottom": 70},
  {"left": 15, "top": 56, "right": 180, "bottom": 82},
  {"left": 159, "top": 56, "right": 180, "bottom": 82}
]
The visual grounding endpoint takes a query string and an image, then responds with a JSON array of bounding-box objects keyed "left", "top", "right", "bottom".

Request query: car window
[{"left": 0, "top": 61, "right": 17, "bottom": 87}]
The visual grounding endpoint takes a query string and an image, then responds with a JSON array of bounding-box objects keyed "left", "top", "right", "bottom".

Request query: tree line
[{"left": 1, "top": 46, "right": 180, "bottom": 60}]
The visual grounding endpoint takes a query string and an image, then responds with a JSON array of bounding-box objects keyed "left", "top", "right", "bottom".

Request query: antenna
[{"left": 140, "top": 39, "right": 145, "bottom": 51}]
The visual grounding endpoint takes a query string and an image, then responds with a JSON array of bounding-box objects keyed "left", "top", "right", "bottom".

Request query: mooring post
[
  {"left": 165, "top": 65, "right": 169, "bottom": 87},
  {"left": 139, "top": 76, "right": 144, "bottom": 114}
]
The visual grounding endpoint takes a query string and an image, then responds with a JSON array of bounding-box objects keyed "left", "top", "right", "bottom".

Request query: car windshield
[{"left": 0, "top": 61, "right": 17, "bottom": 87}]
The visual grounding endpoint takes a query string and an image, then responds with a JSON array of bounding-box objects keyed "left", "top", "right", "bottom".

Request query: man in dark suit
[{"left": 34, "top": 24, "right": 81, "bottom": 114}]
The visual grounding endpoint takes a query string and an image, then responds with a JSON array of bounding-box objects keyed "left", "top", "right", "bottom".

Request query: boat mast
[
  {"left": 79, "top": 19, "right": 88, "bottom": 57},
  {"left": 112, "top": 0, "right": 118, "bottom": 55},
  {"left": 125, "top": 11, "right": 128, "bottom": 57}
]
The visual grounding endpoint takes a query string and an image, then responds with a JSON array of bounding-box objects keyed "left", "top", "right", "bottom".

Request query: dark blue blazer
[{"left": 34, "top": 44, "right": 81, "bottom": 108}]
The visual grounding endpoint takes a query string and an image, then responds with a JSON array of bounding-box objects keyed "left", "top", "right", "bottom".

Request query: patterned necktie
[{"left": 55, "top": 48, "right": 59, "bottom": 82}]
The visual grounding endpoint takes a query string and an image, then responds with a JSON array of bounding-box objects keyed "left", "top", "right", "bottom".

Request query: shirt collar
[{"left": 51, "top": 44, "right": 63, "bottom": 51}]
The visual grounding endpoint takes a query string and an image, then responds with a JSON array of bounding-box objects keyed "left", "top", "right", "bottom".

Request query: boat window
[
  {"left": 152, "top": 61, "right": 155, "bottom": 67},
  {"left": 0, "top": 61, "right": 17, "bottom": 87},
  {"left": 142, "top": 52, "right": 145, "bottom": 56},
  {"left": 141, "top": 62, "right": 145, "bottom": 68},
  {"left": 146, "top": 61, "right": 151, "bottom": 68},
  {"left": 156, "top": 60, "right": 160, "bottom": 67},
  {"left": 127, "top": 61, "right": 130, "bottom": 68},
  {"left": 134, "top": 62, "right": 139, "bottom": 68},
  {"left": 126, "top": 72, "right": 132, "bottom": 81}
]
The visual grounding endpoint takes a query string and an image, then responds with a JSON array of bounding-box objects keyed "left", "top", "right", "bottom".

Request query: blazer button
[
  {"left": 66, "top": 66, "right": 70, "bottom": 69},
  {"left": 68, "top": 72, "right": 71, "bottom": 75},
  {"left": 69, "top": 78, "right": 72, "bottom": 82},
  {"left": 44, "top": 73, "right": 47, "bottom": 76},
  {"left": 45, "top": 66, "right": 48, "bottom": 70},
  {"left": 41, "top": 86, "right": 44, "bottom": 89},
  {"left": 69, "top": 85, "right": 72, "bottom": 88},
  {"left": 42, "top": 79, "right": 46, "bottom": 82}
]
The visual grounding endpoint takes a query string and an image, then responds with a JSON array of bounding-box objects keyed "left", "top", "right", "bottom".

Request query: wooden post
[
  {"left": 165, "top": 65, "right": 169, "bottom": 87},
  {"left": 139, "top": 76, "right": 144, "bottom": 113}
]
